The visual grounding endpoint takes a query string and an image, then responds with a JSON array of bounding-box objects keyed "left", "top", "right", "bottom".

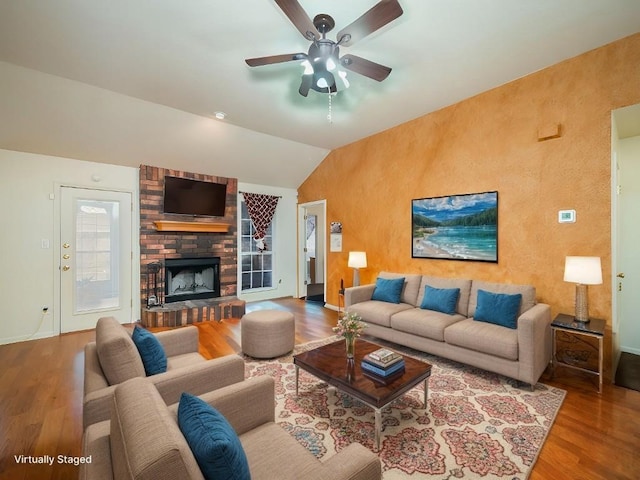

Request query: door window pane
[{"left": 75, "top": 200, "right": 120, "bottom": 312}]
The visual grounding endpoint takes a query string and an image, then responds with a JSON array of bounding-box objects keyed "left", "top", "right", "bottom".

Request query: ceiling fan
[{"left": 245, "top": 0, "right": 403, "bottom": 97}]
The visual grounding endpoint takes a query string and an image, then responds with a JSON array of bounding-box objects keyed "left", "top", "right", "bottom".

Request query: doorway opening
[
  {"left": 612, "top": 103, "right": 640, "bottom": 390},
  {"left": 297, "top": 200, "right": 326, "bottom": 304}
]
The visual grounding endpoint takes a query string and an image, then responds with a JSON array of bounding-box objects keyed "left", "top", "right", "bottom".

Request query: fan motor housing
[{"left": 313, "top": 14, "right": 335, "bottom": 35}]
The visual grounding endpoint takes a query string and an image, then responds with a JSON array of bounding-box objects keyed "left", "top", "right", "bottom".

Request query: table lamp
[
  {"left": 563, "top": 256, "right": 602, "bottom": 322},
  {"left": 348, "top": 251, "right": 367, "bottom": 287}
]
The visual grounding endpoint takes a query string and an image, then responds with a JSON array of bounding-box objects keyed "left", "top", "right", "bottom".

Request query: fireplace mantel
[{"left": 153, "top": 220, "right": 231, "bottom": 233}]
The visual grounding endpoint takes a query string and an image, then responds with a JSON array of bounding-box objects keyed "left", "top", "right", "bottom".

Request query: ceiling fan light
[
  {"left": 326, "top": 57, "right": 337, "bottom": 71},
  {"left": 316, "top": 77, "right": 329, "bottom": 89},
  {"left": 301, "top": 60, "right": 313, "bottom": 75},
  {"left": 338, "top": 70, "right": 350, "bottom": 89}
]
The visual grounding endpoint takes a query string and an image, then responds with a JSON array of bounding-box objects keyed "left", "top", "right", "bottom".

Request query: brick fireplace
[{"left": 139, "top": 165, "right": 244, "bottom": 326}]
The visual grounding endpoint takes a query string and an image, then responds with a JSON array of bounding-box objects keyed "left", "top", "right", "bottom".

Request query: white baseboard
[
  {"left": 621, "top": 346, "right": 640, "bottom": 356},
  {"left": 324, "top": 303, "right": 338, "bottom": 311},
  {"left": 0, "top": 330, "right": 55, "bottom": 345}
]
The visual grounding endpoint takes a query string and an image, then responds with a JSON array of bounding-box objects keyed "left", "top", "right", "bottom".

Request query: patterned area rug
[{"left": 244, "top": 336, "right": 566, "bottom": 479}]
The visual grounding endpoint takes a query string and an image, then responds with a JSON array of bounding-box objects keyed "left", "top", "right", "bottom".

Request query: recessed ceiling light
[{"left": 214, "top": 111, "right": 226, "bottom": 120}]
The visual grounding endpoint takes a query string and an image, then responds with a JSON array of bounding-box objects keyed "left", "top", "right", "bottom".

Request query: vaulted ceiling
[{"left": 0, "top": 1, "right": 639, "bottom": 187}]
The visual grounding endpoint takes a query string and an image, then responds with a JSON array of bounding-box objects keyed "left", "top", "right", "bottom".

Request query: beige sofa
[
  {"left": 345, "top": 272, "right": 552, "bottom": 388},
  {"left": 83, "top": 316, "right": 245, "bottom": 428},
  {"left": 80, "top": 375, "right": 382, "bottom": 480}
]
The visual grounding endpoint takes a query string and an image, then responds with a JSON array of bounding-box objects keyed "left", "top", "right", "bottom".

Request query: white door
[
  {"left": 617, "top": 136, "right": 640, "bottom": 355},
  {"left": 60, "top": 187, "right": 133, "bottom": 333}
]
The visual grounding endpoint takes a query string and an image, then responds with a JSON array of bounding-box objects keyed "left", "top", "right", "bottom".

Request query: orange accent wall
[{"left": 298, "top": 33, "right": 640, "bottom": 378}]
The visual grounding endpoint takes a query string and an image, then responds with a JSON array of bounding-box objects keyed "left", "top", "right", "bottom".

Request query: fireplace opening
[{"left": 164, "top": 257, "right": 221, "bottom": 303}]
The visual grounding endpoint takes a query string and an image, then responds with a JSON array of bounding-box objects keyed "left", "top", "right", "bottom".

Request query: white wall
[
  {"left": 0, "top": 149, "right": 140, "bottom": 344},
  {"left": 237, "top": 183, "right": 298, "bottom": 303}
]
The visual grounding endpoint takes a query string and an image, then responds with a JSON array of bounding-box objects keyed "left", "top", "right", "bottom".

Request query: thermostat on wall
[{"left": 558, "top": 209, "right": 576, "bottom": 223}]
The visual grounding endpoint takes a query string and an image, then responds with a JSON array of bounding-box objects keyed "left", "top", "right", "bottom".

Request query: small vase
[{"left": 345, "top": 335, "right": 356, "bottom": 359}]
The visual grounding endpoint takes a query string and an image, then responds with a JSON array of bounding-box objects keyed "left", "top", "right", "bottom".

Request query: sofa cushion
[
  {"left": 474, "top": 290, "right": 522, "bottom": 329},
  {"left": 379, "top": 272, "right": 423, "bottom": 306},
  {"left": 95, "top": 317, "right": 145, "bottom": 386},
  {"left": 444, "top": 318, "right": 519, "bottom": 361},
  {"left": 391, "top": 308, "right": 465, "bottom": 342},
  {"left": 348, "top": 301, "right": 413, "bottom": 328},
  {"left": 468, "top": 281, "right": 535, "bottom": 318},
  {"left": 420, "top": 286, "right": 460, "bottom": 315},
  {"left": 416, "top": 276, "right": 472, "bottom": 316},
  {"left": 178, "top": 393, "right": 251, "bottom": 480},
  {"left": 371, "top": 277, "right": 405, "bottom": 303},
  {"left": 132, "top": 325, "right": 168, "bottom": 376}
]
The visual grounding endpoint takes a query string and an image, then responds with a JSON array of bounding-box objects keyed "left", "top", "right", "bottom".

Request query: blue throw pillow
[
  {"left": 420, "top": 285, "right": 460, "bottom": 315},
  {"left": 131, "top": 325, "right": 167, "bottom": 376},
  {"left": 178, "top": 393, "right": 251, "bottom": 480},
  {"left": 371, "top": 277, "right": 405, "bottom": 304},
  {"left": 474, "top": 289, "right": 522, "bottom": 329}
]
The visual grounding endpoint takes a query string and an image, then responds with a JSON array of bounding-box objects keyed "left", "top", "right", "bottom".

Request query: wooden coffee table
[{"left": 293, "top": 338, "right": 432, "bottom": 450}]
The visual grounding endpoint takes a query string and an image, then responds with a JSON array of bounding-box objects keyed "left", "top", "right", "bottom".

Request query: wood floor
[{"left": 1, "top": 297, "right": 639, "bottom": 480}]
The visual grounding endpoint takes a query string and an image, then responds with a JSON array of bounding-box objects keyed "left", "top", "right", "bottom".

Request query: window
[{"left": 240, "top": 200, "right": 274, "bottom": 291}]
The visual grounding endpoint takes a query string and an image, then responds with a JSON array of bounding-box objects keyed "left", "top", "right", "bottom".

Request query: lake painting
[{"left": 412, "top": 191, "right": 498, "bottom": 262}]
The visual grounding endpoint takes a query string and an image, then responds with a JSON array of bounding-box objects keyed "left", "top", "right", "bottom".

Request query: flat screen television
[{"left": 163, "top": 176, "right": 227, "bottom": 217}]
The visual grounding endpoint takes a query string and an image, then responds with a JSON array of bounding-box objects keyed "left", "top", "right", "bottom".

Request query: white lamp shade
[
  {"left": 564, "top": 256, "right": 602, "bottom": 285},
  {"left": 348, "top": 251, "right": 367, "bottom": 269}
]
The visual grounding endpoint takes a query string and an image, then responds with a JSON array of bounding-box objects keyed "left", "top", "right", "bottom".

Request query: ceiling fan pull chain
[{"left": 327, "top": 91, "right": 333, "bottom": 124}]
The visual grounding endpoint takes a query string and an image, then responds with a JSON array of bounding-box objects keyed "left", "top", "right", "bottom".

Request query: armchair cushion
[
  {"left": 132, "top": 325, "right": 168, "bottom": 376},
  {"left": 178, "top": 393, "right": 251, "bottom": 480}
]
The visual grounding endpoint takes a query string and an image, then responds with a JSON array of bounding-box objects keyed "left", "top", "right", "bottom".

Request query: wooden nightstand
[{"left": 551, "top": 313, "right": 605, "bottom": 393}]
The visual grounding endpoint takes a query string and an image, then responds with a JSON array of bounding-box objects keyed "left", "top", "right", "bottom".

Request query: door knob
[
  {"left": 617, "top": 273, "right": 625, "bottom": 278},
  {"left": 62, "top": 265, "right": 70, "bottom": 271}
]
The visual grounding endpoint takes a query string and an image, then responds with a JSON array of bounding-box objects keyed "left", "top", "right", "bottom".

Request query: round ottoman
[{"left": 241, "top": 310, "right": 295, "bottom": 359}]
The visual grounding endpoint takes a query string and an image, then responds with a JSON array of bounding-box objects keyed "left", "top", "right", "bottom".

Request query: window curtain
[{"left": 241, "top": 192, "right": 280, "bottom": 252}]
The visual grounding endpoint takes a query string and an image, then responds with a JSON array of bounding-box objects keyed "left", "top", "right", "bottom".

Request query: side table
[{"left": 551, "top": 313, "right": 605, "bottom": 393}]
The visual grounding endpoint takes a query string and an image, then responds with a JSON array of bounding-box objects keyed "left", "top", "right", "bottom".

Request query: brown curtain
[{"left": 242, "top": 192, "right": 280, "bottom": 252}]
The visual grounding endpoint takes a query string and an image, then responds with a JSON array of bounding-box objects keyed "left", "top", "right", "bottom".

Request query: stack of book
[{"left": 361, "top": 348, "right": 405, "bottom": 378}]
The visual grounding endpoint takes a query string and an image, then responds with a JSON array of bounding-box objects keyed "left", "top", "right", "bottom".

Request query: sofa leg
[{"left": 514, "top": 380, "right": 535, "bottom": 391}]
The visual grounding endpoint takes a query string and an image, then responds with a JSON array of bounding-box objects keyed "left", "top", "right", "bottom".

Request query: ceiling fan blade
[
  {"left": 299, "top": 75, "right": 312, "bottom": 97},
  {"left": 340, "top": 54, "right": 392, "bottom": 82},
  {"left": 245, "top": 53, "right": 307, "bottom": 67},
  {"left": 337, "top": 0, "right": 403, "bottom": 47},
  {"left": 274, "top": 0, "right": 319, "bottom": 41}
]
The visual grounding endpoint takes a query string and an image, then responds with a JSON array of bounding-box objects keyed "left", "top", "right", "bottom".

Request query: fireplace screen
[{"left": 164, "top": 257, "right": 221, "bottom": 303}]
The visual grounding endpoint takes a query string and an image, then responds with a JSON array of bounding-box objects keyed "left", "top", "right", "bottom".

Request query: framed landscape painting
[{"left": 412, "top": 191, "right": 498, "bottom": 262}]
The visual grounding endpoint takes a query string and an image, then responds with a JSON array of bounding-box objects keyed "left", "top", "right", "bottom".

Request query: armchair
[
  {"left": 80, "top": 375, "right": 382, "bottom": 480},
  {"left": 83, "top": 316, "right": 245, "bottom": 428}
]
